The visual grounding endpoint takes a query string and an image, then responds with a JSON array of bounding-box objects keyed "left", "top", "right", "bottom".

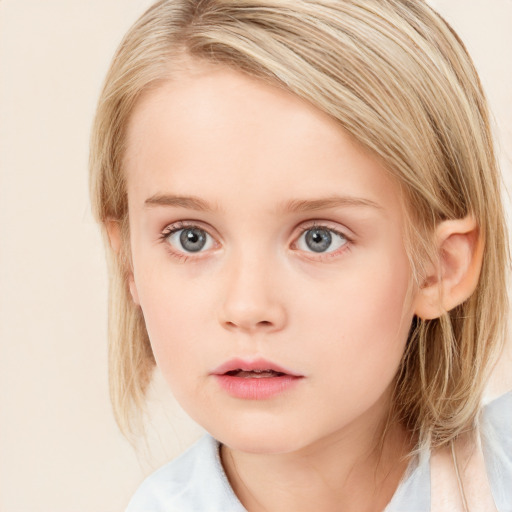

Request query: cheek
[
  {"left": 306, "top": 244, "right": 411, "bottom": 324},
  {"left": 131, "top": 260, "right": 204, "bottom": 367},
  {"left": 297, "top": 249, "right": 413, "bottom": 386},
  {"left": 361, "top": 260, "right": 413, "bottom": 337}
]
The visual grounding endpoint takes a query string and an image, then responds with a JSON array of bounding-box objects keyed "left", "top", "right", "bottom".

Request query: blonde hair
[{"left": 90, "top": 0, "right": 508, "bottom": 447}]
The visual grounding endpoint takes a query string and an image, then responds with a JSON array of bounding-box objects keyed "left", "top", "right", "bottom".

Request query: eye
[
  {"left": 165, "top": 226, "right": 215, "bottom": 253},
  {"left": 296, "top": 226, "right": 348, "bottom": 253}
]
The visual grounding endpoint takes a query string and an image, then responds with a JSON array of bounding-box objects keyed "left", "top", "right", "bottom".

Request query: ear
[
  {"left": 413, "top": 216, "right": 483, "bottom": 320},
  {"left": 105, "top": 220, "right": 140, "bottom": 306},
  {"left": 105, "top": 219, "right": 122, "bottom": 254}
]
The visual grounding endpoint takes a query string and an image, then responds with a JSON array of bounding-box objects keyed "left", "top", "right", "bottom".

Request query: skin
[{"left": 122, "top": 59, "right": 425, "bottom": 511}]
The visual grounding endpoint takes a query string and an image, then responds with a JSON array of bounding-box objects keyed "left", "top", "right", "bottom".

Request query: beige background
[{"left": 0, "top": 1, "right": 511, "bottom": 511}]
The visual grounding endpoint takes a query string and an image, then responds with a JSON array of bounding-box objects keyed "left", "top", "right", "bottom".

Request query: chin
[
  {"left": 221, "top": 432, "right": 305, "bottom": 455},
  {"left": 204, "top": 414, "right": 312, "bottom": 455}
]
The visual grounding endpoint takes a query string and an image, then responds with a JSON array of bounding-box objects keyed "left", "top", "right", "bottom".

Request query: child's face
[{"left": 123, "top": 61, "right": 417, "bottom": 454}]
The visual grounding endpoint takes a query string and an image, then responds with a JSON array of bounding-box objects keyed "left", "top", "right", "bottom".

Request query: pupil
[
  {"left": 180, "top": 228, "right": 206, "bottom": 252},
  {"left": 305, "top": 228, "right": 331, "bottom": 252}
]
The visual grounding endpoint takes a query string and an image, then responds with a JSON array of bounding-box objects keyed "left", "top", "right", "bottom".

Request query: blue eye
[
  {"left": 166, "top": 227, "right": 214, "bottom": 253},
  {"left": 297, "top": 227, "right": 347, "bottom": 253}
]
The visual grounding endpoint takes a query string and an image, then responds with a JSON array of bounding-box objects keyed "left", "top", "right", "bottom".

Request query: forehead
[{"left": 123, "top": 60, "right": 403, "bottom": 218}]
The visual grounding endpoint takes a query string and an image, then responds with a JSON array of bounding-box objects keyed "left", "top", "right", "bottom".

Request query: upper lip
[{"left": 212, "top": 358, "right": 303, "bottom": 377}]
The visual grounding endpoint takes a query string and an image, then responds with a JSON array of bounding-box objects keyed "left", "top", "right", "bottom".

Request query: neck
[{"left": 220, "top": 409, "right": 414, "bottom": 512}]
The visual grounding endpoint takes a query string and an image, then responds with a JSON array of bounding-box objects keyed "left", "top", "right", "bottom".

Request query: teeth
[
  {"left": 228, "top": 369, "right": 284, "bottom": 378},
  {"left": 240, "top": 370, "right": 275, "bottom": 378}
]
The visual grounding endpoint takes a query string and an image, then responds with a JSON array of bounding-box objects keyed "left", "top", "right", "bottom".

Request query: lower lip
[{"left": 214, "top": 374, "right": 302, "bottom": 400}]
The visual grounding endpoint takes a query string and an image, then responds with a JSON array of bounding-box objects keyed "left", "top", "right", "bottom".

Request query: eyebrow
[
  {"left": 144, "top": 194, "right": 383, "bottom": 213},
  {"left": 144, "top": 194, "right": 214, "bottom": 211},
  {"left": 282, "top": 196, "right": 383, "bottom": 213}
]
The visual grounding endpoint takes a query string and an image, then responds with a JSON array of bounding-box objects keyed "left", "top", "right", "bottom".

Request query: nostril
[
  {"left": 223, "top": 319, "right": 274, "bottom": 331},
  {"left": 219, "top": 299, "right": 287, "bottom": 332}
]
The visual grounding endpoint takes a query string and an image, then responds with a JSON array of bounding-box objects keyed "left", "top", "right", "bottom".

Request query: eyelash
[
  {"left": 158, "top": 221, "right": 211, "bottom": 262},
  {"left": 295, "top": 223, "right": 352, "bottom": 260},
  {"left": 159, "top": 221, "right": 353, "bottom": 262}
]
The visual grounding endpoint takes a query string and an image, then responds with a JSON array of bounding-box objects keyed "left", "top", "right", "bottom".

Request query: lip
[
  {"left": 212, "top": 358, "right": 302, "bottom": 377},
  {"left": 211, "top": 358, "right": 304, "bottom": 400}
]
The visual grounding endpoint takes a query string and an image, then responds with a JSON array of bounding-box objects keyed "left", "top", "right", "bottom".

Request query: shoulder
[
  {"left": 125, "top": 434, "right": 245, "bottom": 512},
  {"left": 480, "top": 390, "right": 512, "bottom": 511},
  {"left": 385, "top": 391, "right": 512, "bottom": 512},
  {"left": 481, "top": 389, "right": 512, "bottom": 444}
]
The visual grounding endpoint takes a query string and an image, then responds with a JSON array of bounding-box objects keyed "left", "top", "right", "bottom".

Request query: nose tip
[{"left": 218, "top": 263, "right": 287, "bottom": 334}]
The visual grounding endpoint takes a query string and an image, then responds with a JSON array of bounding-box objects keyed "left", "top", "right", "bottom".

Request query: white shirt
[{"left": 126, "top": 391, "right": 512, "bottom": 511}]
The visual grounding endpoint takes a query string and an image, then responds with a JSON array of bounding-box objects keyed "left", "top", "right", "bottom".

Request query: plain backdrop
[{"left": 1, "top": 1, "right": 511, "bottom": 511}]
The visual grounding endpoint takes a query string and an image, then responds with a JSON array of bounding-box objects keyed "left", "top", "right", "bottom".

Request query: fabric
[
  {"left": 480, "top": 392, "right": 512, "bottom": 511},
  {"left": 126, "top": 391, "right": 512, "bottom": 512},
  {"left": 125, "top": 435, "right": 245, "bottom": 512}
]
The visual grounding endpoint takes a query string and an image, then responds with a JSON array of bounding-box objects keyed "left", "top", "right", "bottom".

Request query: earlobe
[
  {"left": 128, "top": 277, "right": 140, "bottom": 305},
  {"left": 413, "top": 216, "right": 484, "bottom": 320},
  {"left": 105, "top": 219, "right": 140, "bottom": 306},
  {"left": 105, "top": 220, "right": 122, "bottom": 254}
]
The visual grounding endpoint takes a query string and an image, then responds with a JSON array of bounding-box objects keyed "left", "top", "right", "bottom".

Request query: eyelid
[
  {"left": 161, "top": 220, "right": 219, "bottom": 239},
  {"left": 158, "top": 219, "right": 353, "bottom": 260},
  {"left": 292, "top": 221, "right": 353, "bottom": 257},
  {"left": 160, "top": 221, "right": 220, "bottom": 257},
  {"left": 296, "top": 221, "right": 354, "bottom": 241}
]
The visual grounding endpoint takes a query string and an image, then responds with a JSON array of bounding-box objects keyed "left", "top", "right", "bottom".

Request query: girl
[{"left": 89, "top": 1, "right": 512, "bottom": 510}]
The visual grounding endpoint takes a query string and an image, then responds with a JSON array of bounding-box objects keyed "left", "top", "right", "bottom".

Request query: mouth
[
  {"left": 224, "top": 369, "right": 287, "bottom": 378},
  {"left": 212, "top": 358, "right": 303, "bottom": 399},
  {"left": 212, "top": 358, "right": 302, "bottom": 378}
]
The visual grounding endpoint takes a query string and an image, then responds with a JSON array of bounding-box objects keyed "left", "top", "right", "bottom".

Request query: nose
[{"left": 218, "top": 253, "right": 287, "bottom": 334}]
